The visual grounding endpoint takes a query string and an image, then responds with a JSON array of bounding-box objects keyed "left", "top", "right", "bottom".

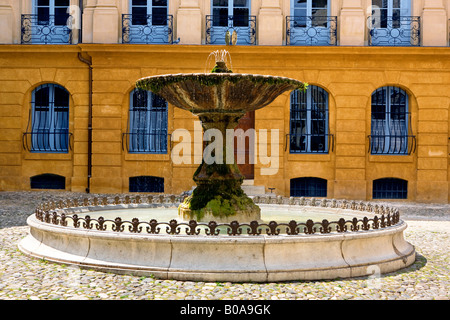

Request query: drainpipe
[
  {"left": 78, "top": 51, "right": 93, "bottom": 194},
  {"left": 78, "top": 0, "right": 83, "bottom": 44}
]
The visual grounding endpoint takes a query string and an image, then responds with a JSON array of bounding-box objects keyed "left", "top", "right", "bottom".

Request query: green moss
[
  {"left": 184, "top": 192, "right": 256, "bottom": 220},
  {"left": 136, "top": 74, "right": 308, "bottom": 95},
  {"left": 211, "top": 66, "right": 233, "bottom": 73}
]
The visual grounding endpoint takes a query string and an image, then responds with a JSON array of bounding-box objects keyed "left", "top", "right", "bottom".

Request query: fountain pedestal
[{"left": 178, "top": 112, "right": 261, "bottom": 222}]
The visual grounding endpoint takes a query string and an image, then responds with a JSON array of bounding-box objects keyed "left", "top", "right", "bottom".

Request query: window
[
  {"left": 287, "top": 0, "right": 336, "bottom": 46},
  {"left": 370, "top": 86, "right": 412, "bottom": 155},
  {"left": 373, "top": 178, "right": 407, "bottom": 199},
  {"left": 290, "top": 177, "right": 327, "bottom": 197},
  {"left": 31, "top": 174, "right": 65, "bottom": 190},
  {"left": 22, "top": 0, "right": 71, "bottom": 44},
  {"left": 206, "top": 0, "right": 256, "bottom": 45},
  {"left": 292, "top": 0, "right": 328, "bottom": 28},
  {"left": 129, "top": 176, "right": 164, "bottom": 193},
  {"left": 29, "top": 84, "right": 70, "bottom": 153},
  {"left": 290, "top": 85, "right": 329, "bottom": 153},
  {"left": 130, "top": 0, "right": 168, "bottom": 26},
  {"left": 212, "top": 0, "right": 250, "bottom": 27},
  {"left": 128, "top": 88, "right": 168, "bottom": 153},
  {"left": 36, "top": 0, "right": 70, "bottom": 26},
  {"left": 369, "top": 0, "right": 419, "bottom": 46},
  {"left": 122, "top": 0, "right": 174, "bottom": 44}
]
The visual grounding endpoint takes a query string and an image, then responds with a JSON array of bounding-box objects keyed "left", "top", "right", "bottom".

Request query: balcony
[
  {"left": 122, "top": 14, "right": 175, "bottom": 44},
  {"left": 286, "top": 16, "right": 337, "bottom": 46},
  {"left": 368, "top": 16, "right": 421, "bottom": 46},
  {"left": 21, "top": 14, "right": 72, "bottom": 44},
  {"left": 205, "top": 15, "right": 257, "bottom": 45}
]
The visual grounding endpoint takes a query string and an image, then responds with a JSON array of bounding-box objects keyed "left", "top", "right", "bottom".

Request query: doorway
[{"left": 234, "top": 111, "right": 255, "bottom": 179}]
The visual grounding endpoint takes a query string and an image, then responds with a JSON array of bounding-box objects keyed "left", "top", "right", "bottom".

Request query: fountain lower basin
[{"left": 18, "top": 196, "right": 416, "bottom": 282}]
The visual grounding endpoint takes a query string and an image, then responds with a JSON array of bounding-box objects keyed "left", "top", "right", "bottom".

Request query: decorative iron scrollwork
[
  {"left": 34, "top": 196, "right": 403, "bottom": 236},
  {"left": 368, "top": 16, "right": 421, "bottom": 46},
  {"left": 21, "top": 14, "right": 72, "bottom": 45},
  {"left": 205, "top": 15, "right": 257, "bottom": 45},
  {"left": 286, "top": 16, "right": 337, "bottom": 46},
  {"left": 122, "top": 14, "right": 176, "bottom": 44}
]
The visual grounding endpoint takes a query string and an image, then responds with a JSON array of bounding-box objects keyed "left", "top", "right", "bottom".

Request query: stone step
[{"left": 242, "top": 185, "right": 266, "bottom": 196}]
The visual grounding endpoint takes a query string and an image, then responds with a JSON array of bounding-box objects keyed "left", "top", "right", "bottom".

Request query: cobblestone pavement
[{"left": 0, "top": 191, "right": 449, "bottom": 300}]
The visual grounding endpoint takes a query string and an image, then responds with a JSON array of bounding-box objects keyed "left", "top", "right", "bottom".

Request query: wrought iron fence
[
  {"left": 122, "top": 14, "right": 175, "bottom": 44},
  {"left": 205, "top": 15, "right": 257, "bottom": 45},
  {"left": 34, "top": 195, "right": 402, "bottom": 236},
  {"left": 286, "top": 16, "right": 337, "bottom": 46},
  {"left": 367, "top": 16, "right": 420, "bottom": 46},
  {"left": 21, "top": 14, "right": 72, "bottom": 44}
]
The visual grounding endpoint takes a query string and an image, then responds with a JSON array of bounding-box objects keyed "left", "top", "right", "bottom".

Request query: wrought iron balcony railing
[
  {"left": 122, "top": 132, "right": 169, "bottom": 154},
  {"left": 122, "top": 14, "right": 176, "bottom": 44},
  {"left": 285, "top": 133, "right": 334, "bottom": 154},
  {"left": 21, "top": 14, "right": 72, "bottom": 44},
  {"left": 22, "top": 131, "right": 73, "bottom": 153},
  {"left": 367, "top": 16, "right": 420, "bottom": 46},
  {"left": 368, "top": 134, "right": 416, "bottom": 155},
  {"left": 286, "top": 16, "right": 337, "bottom": 46},
  {"left": 205, "top": 15, "right": 257, "bottom": 45}
]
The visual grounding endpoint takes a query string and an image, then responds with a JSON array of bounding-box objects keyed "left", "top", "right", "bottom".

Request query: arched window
[
  {"left": 290, "top": 85, "right": 329, "bottom": 153},
  {"left": 373, "top": 178, "right": 407, "bottom": 199},
  {"left": 370, "top": 86, "right": 413, "bottom": 155},
  {"left": 28, "top": 84, "right": 70, "bottom": 153},
  {"left": 30, "top": 173, "right": 65, "bottom": 190},
  {"left": 290, "top": 177, "right": 327, "bottom": 197},
  {"left": 127, "top": 88, "right": 168, "bottom": 154},
  {"left": 129, "top": 176, "right": 164, "bottom": 193}
]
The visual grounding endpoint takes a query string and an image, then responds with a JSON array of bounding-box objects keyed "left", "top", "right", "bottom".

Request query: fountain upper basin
[{"left": 135, "top": 73, "right": 306, "bottom": 114}]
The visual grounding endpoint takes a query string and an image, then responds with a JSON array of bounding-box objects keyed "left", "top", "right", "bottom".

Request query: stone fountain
[
  {"left": 18, "top": 51, "right": 415, "bottom": 282},
  {"left": 136, "top": 50, "right": 307, "bottom": 222}
]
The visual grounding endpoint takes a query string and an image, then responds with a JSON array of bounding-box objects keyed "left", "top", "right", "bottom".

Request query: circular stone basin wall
[{"left": 18, "top": 196, "right": 416, "bottom": 282}]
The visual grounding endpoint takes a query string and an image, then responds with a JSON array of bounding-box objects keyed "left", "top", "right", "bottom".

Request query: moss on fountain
[
  {"left": 136, "top": 73, "right": 308, "bottom": 96},
  {"left": 180, "top": 192, "right": 260, "bottom": 222}
]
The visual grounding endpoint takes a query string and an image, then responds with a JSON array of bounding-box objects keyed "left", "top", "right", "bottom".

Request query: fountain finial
[{"left": 206, "top": 50, "right": 233, "bottom": 73}]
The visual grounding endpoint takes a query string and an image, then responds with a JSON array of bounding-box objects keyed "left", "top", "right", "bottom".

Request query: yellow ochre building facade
[{"left": 0, "top": 0, "right": 449, "bottom": 204}]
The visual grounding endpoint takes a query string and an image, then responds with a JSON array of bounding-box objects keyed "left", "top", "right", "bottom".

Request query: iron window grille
[
  {"left": 129, "top": 176, "right": 164, "bottom": 193},
  {"left": 30, "top": 173, "right": 66, "bottom": 190},
  {"left": 367, "top": 15, "right": 420, "bottom": 46},
  {"left": 373, "top": 178, "right": 407, "bottom": 199},
  {"left": 369, "top": 86, "right": 416, "bottom": 155},
  {"left": 123, "top": 89, "right": 168, "bottom": 154},
  {"left": 286, "top": 15, "right": 337, "bottom": 46},
  {"left": 205, "top": 15, "right": 257, "bottom": 45},
  {"left": 290, "top": 177, "right": 327, "bottom": 198},
  {"left": 122, "top": 14, "right": 175, "bottom": 44},
  {"left": 289, "top": 86, "right": 331, "bottom": 154},
  {"left": 23, "top": 84, "right": 72, "bottom": 153}
]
